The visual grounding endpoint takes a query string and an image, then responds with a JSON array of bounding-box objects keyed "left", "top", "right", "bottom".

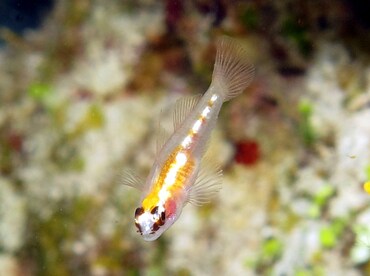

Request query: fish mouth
[
  {"left": 141, "top": 233, "right": 160, "bottom": 242},
  {"left": 136, "top": 220, "right": 161, "bottom": 237}
]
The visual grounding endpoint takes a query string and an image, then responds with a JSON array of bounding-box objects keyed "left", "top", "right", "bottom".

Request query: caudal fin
[{"left": 211, "top": 36, "right": 255, "bottom": 101}]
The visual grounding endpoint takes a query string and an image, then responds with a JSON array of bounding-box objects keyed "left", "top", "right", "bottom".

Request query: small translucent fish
[
  {"left": 364, "top": 181, "right": 370, "bottom": 195},
  {"left": 123, "top": 37, "right": 255, "bottom": 241}
]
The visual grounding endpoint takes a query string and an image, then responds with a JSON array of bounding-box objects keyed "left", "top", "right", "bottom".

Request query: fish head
[{"left": 134, "top": 205, "right": 167, "bottom": 241}]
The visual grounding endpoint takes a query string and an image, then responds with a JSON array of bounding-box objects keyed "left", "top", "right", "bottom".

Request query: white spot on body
[
  {"left": 163, "top": 167, "right": 177, "bottom": 188},
  {"left": 160, "top": 152, "right": 188, "bottom": 202},
  {"left": 176, "top": 152, "right": 187, "bottom": 166},
  {"left": 211, "top": 94, "right": 218, "bottom": 102},
  {"left": 181, "top": 136, "right": 192, "bottom": 147},
  {"left": 192, "top": 120, "right": 202, "bottom": 133},
  {"left": 201, "top": 106, "right": 211, "bottom": 117}
]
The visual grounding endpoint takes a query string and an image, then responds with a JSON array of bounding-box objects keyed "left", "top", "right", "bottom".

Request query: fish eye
[
  {"left": 135, "top": 207, "right": 144, "bottom": 217},
  {"left": 149, "top": 206, "right": 166, "bottom": 226},
  {"left": 157, "top": 210, "right": 166, "bottom": 226},
  {"left": 150, "top": 206, "right": 159, "bottom": 214},
  {"left": 152, "top": 222, "right": 160, "bottom": 231}
]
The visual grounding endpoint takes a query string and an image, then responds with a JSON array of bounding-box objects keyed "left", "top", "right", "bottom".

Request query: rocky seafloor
[{"left": 0, "top": 1, "right": 370, "bottom": 275}]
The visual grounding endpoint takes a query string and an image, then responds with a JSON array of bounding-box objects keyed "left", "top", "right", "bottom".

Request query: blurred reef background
[{"left": 1, "top": 0, "right": 370, "bottom": 275}]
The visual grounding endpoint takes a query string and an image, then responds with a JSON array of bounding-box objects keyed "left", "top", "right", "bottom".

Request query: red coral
[
  {"left": 165, "top": 0, "right": 184, "bottom": 32},
  {"left": 234, "top": 140, "right": 260, "bottom": 166},
  {"left": 7, "top": 132, "right": 23, "bottom": 152}
]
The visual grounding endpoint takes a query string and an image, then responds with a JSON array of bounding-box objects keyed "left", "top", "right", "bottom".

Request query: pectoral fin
[
  {"left": 186, "top": 157, "right": 223, "bottom": 206},
  {"left": 121, "top": 169, "right": 145, "bottom": 191}
]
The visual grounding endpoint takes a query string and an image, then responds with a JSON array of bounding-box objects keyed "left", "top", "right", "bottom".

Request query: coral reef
[{"left": 0, "top": 0, "right": 369, "bottom": 275}]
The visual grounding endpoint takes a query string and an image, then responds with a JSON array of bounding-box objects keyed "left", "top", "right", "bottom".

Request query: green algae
[
  {"left": 175, "top": 267, "right": 192, "bottom": 276},
  {"left": 28, "top": 82, "right": 52, "bottom": 103},
  {"left": 319, "top": 218, "right": 346, "bottom": 249},
  {"left": 281, "top": 16, "right": 312, "bottom": 57},
  {"left": 262, "top": 238, "right": 283, "bottom": 261},
  {"left": 298, "top": 100, "right": 316, "bottom": 147},
  {"left": 68, "top": 103, "right": 105, "bottom": 139},
  {"left": 240, "top": 7, "right": 259, "bottom": 30},
  {"left": 294, "top": 266, "right": 325, "bottom": 276},
  {"left": 21, "top": 197, "right": 99, "bottom": 275},
  {"left": 320, "top": 226, "right": 336, "bottom": 248},
  {"left": 280, "top": 207, "right": 301, "bottom": 232},
  {"left": 148, "top": 236, "right": 169, "bottom": 275},
  {"left": 245, "top": 237, "right": 283, "bottom": 273},
  {"left": 308, "top": 184, "right": 335, "bottom": 219},
  {"left": 20, "top": 195, "right": 145, "bottom": 275},
  {"left": 93, "top": 230, "right": 141, "bottom": 275}
]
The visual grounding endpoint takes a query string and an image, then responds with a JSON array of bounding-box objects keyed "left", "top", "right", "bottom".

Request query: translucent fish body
[{"left": 124, "top": 37, "right": 255, "bottom": 241}]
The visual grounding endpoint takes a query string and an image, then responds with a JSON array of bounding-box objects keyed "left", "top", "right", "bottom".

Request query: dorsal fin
[
  {"left": 156, "top": 109, "right": 171, "bottom": 154},
  {"left": 173, "top": 94, "right": 201, "bottom": 130},
  {"left": 156, "top": 123, "right": 169, "bottom": 154}
]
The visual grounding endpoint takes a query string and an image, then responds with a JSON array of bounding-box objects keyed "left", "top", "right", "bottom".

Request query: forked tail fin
[{"left": 211, "top": 36, "right": 255, "bottom": 101}]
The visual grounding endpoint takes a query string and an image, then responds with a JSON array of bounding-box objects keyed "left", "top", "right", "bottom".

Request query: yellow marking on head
[{"left": 142, "top": 148, "right": 194, "bottom": 211}]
